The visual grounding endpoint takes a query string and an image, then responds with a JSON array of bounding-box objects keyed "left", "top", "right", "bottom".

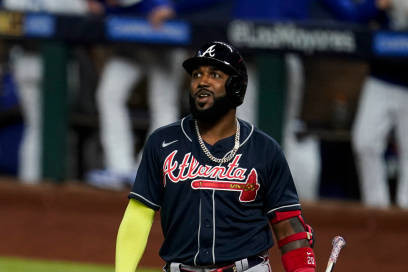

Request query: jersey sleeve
[
  {"left": 129, "top": 133, "right": 163, "bottom": 211},
  {"left": 263, "top": 145, "right": 301, "bottom": 219}
]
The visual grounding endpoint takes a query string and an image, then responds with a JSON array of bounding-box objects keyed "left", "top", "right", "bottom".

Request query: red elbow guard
[{"left": 281, "top": 247, "right": 316, "bottom": 272}]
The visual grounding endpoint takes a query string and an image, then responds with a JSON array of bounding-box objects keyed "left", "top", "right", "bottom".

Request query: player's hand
[{"left": 148, "top": 5, "right": 175, "bottom": 29}]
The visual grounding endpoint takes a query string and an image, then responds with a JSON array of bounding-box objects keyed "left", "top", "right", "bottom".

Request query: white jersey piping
[
  {"left": 212, "top": 189, "right": 216, "bottom": 264},
  {"left": 239, "top": 122, "right": 254, "bottom": 148},
  {"left": 266, "top": 203, "right": 301, "bottom": 214},
  {"left": 181, "top": 117, "right": 192, "bottom": 142},
  {"left": 211, "top": 153, "right": 231, "bottom": 264},
  {"left": 129, "top": 192, "right": 161, "bottom": 209},
  {"left": 193, "top": 199, "right": 202, "bottom": 266}
]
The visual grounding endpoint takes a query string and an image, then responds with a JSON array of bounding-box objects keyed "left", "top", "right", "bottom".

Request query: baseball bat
[{"left": 325, "top": 236, "right": 346, "bottom": 272}]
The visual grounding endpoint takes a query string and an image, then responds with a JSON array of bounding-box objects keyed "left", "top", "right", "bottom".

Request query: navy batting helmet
[{"left": 183, "top": 41, "right": 248, "bottom": 107}]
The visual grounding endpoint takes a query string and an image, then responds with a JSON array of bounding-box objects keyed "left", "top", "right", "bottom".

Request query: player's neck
[{"left": 196, "top": 110, "right": 237, "bottom": 146}]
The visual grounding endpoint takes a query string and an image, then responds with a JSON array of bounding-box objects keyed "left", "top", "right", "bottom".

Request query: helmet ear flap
[{"left": 226, "top": 75, "right": 247, "bottom": 107}]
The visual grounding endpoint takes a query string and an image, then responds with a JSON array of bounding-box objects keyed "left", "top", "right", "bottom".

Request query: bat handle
[{"left": 325, "top": 261, "right": 334, "bottom": 272}]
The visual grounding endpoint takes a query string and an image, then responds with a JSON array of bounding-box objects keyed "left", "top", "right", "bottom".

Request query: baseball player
[
  {"left": 115, "top": 41, "right": 316, "bottom": 272},
  {"left": 86, "top": 0, "right": 188, "bottom": 189},
  {"left": 2, "top": 0, "right": 103, "bottom": 183},
  {"left": 322, "top": 0, "right": 408, "bottom": 208}
]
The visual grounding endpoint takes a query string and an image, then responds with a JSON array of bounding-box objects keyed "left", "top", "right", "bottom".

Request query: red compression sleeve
[{"left": 281, "top": 247, "right": 316, "bottom": 272}]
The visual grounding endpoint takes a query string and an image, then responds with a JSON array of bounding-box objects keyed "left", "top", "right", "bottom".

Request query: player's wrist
[{"left": 281, "top": 247, "right": 316, "bottom": 272}]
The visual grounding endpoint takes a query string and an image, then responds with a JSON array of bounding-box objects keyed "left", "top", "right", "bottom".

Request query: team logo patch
[{"left": 163, "top": 151, "right": 260, "bottom": 202}]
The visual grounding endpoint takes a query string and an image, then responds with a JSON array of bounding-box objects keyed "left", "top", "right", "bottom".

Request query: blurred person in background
[
  {"left": 226, "top": 0, "right": 398, "bottom": 202},
  {"left": 229, "top": 0, "right": 400, "bottom": 203},
  {"left": 85, "top": 0, "right": 188, "bottom": 190},
  {"left": 234, "top": 1, "right": 323, "bottom": 202},
  {"left": 2, "top": 0, "right": 103, "bottom": 183},
  {"left": 322, "top": 0, "right": 408, "bottom": 208}
]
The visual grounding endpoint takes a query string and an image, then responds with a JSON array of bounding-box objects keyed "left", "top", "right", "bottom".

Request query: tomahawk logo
[
  {"left": 191, "top": 169, "right": 260, "bottom": 202},
  {"left": 201, "top": 44, "right": 216, "bottom": 57}
]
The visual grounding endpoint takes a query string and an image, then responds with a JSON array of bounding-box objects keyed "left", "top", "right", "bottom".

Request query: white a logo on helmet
[{"left": 201, "top": 45, "right": 216, "bottom": 57}]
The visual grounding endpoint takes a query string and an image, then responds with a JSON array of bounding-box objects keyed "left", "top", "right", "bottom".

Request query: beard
[{"left": 189, "top": 93, "right": 235, "bottom": 124}]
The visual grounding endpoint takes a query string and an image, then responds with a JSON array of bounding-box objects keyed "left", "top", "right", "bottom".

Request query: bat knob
[
  {"left": 326, "top": 236, "right": 346, "bottom": 272},
  {"left": 332, "top": 236, "right": 346, "bottom": 248}
]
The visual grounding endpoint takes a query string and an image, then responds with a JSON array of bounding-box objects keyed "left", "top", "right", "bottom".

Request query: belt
[{"left": 167, "top": 253, "right": 268, "bottom": 272}]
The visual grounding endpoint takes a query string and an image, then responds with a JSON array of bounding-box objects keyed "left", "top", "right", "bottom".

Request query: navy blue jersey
[{"left": 130, "top": 115, "right": 300, "bottom": 266}]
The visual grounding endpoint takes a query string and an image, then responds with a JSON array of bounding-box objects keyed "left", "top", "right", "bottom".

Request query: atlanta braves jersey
[{"left": 129, "top": 115, "right": 301, "bottom": 266}]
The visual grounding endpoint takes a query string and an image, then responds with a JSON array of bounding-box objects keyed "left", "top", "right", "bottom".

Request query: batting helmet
[{"left": 183, "top": 41, "right": 248, "bottom": 107}]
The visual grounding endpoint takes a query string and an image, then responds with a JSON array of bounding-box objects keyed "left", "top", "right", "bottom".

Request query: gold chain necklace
[{"left": 194, "top": 119, "right": 240, "bottom": 164}]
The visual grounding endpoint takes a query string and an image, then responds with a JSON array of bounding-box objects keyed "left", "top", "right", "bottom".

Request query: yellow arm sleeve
[{"left": 115, "top": 198, "right": 155, "bottom": 272}]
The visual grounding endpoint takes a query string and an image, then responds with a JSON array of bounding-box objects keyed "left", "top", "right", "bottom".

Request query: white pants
[
  {"left": 11, "top": 49, "right": 42, "bottom": 183},
  {"left": 3, "top": 0, "right": 101, "bottom": 183},
  {"left": 235, "top": 54, "right": 319, "bottom": 200},
  {"left": 166, "top": 257, "right": 271, "bottom": 272},
  {"left": 96, "top": 48, "right": 185, "bottom": 174},
  {"left": 352, "top": 77, "right": 408, "bottom": 208},
  {"left": 282, "top": 54, "right": 320, "bottom": 201}
]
